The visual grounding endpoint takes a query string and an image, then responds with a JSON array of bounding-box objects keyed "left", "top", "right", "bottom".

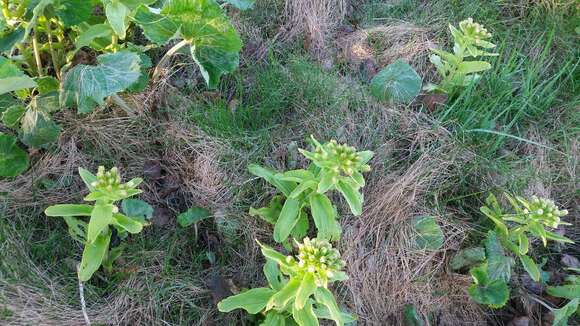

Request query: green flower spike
[
  {"left": 459, "top": 18, "right": 493, "bottom": 44},
  {"left": 520, "top": 195, "right": 569, "bottom": 229},
  {"left": 290, "top": 237, "right": 347, "bottom": 287}
]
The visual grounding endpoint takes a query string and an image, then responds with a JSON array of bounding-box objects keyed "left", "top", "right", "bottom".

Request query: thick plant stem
[
  {"left": 45, "top": 20, "right": 60, "bottom": 79},
  {"left": 152, "top": 39, "right": 189, "bottom": 82},
  {"left": 32, "top": 31, "right": 43, "bottom": 77},
  {"left": 111, "top": 34, "right": 118, "bottom": 53}
]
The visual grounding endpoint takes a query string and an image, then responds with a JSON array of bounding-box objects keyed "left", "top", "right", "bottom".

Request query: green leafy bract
[
  {"left": 217, "top": 288, "right": 276, "bottom": 314},
  {"left": 370, "top": 59, "right": 422, "bottom": 104},
  {"left": 60, "top": 51, "right": 141, "bottom": 113},
  {"left": 0, "top": 133, "right": 29, "bottom": 177}
]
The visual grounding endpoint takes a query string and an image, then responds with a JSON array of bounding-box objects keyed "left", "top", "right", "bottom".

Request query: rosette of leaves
[
  {"left": 218, "top": 238, "right": 356, "bottom": 325},
  {"left": 249, "top": 136, "right": 373, "bottom": 243},
  {"left": 465, "top": 193, "right": 574, "bottom": 308},
  {"left": 424, "top": 18, "right": 498, "bottom": 95},
  {"left": 44, "top": 166, "right": 151, "bottom": 281}
]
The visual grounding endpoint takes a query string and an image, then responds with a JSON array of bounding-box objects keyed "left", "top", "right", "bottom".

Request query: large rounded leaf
[
  {"left": 370, "top": 59, "right": 422, "bottom": 104},
  {"left": 0, "top": 133, "right": 28, "bottom": 177},
  {"left": 60, "top": 52, "right": 141, "bottom": 113}
]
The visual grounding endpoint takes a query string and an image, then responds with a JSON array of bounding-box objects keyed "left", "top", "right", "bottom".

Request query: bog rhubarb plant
[
  {"left": 218, "top": 237, "right": 355, "bottom": 325},
  {"left": 249, "top": 136, "right": 373, "bottom": 244},
  {"left": 462, "top": 193, "right": 573, "bottom": 308},
  {"left": 45, "top": 166, "right": 150, "bottom": 281},
  {"left": 425, "top": 18, "right": 498, "bottom": 95}
]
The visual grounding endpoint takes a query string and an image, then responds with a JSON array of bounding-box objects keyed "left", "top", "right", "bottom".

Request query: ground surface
[{"left": 1, "top": 0, "right": 579, "bottom": 325}]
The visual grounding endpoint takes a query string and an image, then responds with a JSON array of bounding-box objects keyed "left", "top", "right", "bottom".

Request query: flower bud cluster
[
  {"left": 523, "top": 196, "right": 568, "bottom": 228},
  {"left": 311, "top": 140, "right": 370, "bottom": 177},
  {"left": 459, "top": 18, "right": 492, "bottom": 42},
  {"left": 285, "top": 237, "right": 345, "bottom": 287},
  {"left": 91, "top": 166, "right": 134, "bottom": 196}
]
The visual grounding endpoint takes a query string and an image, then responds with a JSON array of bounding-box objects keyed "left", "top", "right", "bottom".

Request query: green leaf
[
  {"left": 0, "top": 76, "right": 37, "bottom": 95},
  {"left": 20, "top": 107, "right": 60, "bottom": 148},
  {"left": 273, "top": 197, "right": 301, "bottom": 243},
  {"left": 112, "top": 213, "right": 144, "bottom": 233},
  {"left": 468, "top": 264, "right": 509, "bottom": 308},
  {"left": 309, "top": 193, "right": 340, "bottom": 241},
  {"left": 267, "top": 278, "right": 301, "bottom": 310},
  {"left": 78, "top": 229, "right": 111, "bottom": 281},
  {"left": 34, "top": 76, "right": 60, "bottom": 94},
  {"left": 314, "top": 287, "right": 343, "bottom": 326},
  {"left": 132, "top": 5, "right": 178, "bottom": 45},
  {"left": 105, "top": 0, "right": 130, "bottom": 39},
  {"left": 0, "top": 27, "right": 25, "bottom": 53},
  {"left": 403, "top": 304, "right": 424, "bottom": 326},
  {"left": 262, "top": 311, "right": 287, "bottom": 326},
  {"left": 336, "top": 180, "right": 362, "bottom": 216},
  {"left": 61, "top": 51, "right": 141, "bottom": 113},
  {"left": 450, "top": 247, "right": 486, "bottom": 270},
  {"left": 248, "top": 164, "right": 296, "bottom": 197},
  {"left": 552, "top": 299, "right": 579, "bottom": 326},
  {"left": 258, "top": 241, "right": 290, "bottom": 268},
  {"left": 45, "top": 204, "right": 93, "bottom": 217},
  {"left": 55, "top": 0, "right": 93, "bottom": 26},
  {"left": 177, "top": 206, "right": 211, "bottom": 227},
  {"left": 263, "top": 258, "right": 283, "bottom": 290},
  {"left": 218, "top": 287, "right": 276, "bottom": 314},
  {"left": 121, "top": 199, "right": 153, "bottom": 220},
  {"left": 87, "top": 204, "right": 114, "bottom": 243},
  {"left": 162, "top": 0, "right": 242, "bottom": 88},
  {"left": 413, "top": 216, "right": 444, "bottom": 250},
  {"left": 1, "top": 104, "right": 25, "bottom": 128},
  {"left": 0, "top": 133, "right": 28, "bottom": 177},
  {"left": 480, "top": 206, "right": 509, "bottom": 237},
  {"left": 295, "top": 273, "right": 317, "bottom": 309},
  {"left": 223, "top": 0, "right": 255, "bottom": 10},
  {"left": 290, "top": 210, "right": 309, "bottom": 240},
  {"left": 457, "top": 61, "right": 492, "bottom": 75},
  {"left": 78, "top": 167, "right": 97, "bottom": 190},
  {"left": 63, "top": 216, "right": 87, "bottom": 243},
  {"left": 249, "top": 195, "right": 284, "bottom": 224},
  {"left": 547, "top": 284, "right": 580, "bottom": 300},
  {"left": 292, "top": 301, "right": 319, "bottom": 326},
  {"left": 289, "top": 179, "right": 317, "bottom": 198},
  {"left": 517, "top": 233, "right": 529, "bottom": 255},
  {"left": 76, "top": 24, "right": 114, "bottom": 49},
  {"left": 370, "top": 59, "right": 422, "bottom": 104},
  {"left": 485, "top": 231, "right": 513, "bottom": 283},
  {"left": 519, "top": 255, "right": 540, "bottom": 282}
]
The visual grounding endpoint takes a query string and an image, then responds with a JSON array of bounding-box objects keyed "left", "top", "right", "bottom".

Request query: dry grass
[
  {"left": 336, "top": 23, "right": 435, "bottom": 79},
  {"left": 341, "top": 143, "right": 486, "bottom": 325},
  {"left": 279, "top": 0, "right": 347, "bottom": 58}
]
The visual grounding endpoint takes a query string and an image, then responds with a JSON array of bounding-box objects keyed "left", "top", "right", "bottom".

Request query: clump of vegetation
[
  {"left": 0, "top": 0, "right": 249, "bottom": 178},
  {"left": 218, "top": 237, "right": 355, "bottom": 325},
  {"left": 44, "top": 166, "right": 150, "bottom": 281},
  {"left": 425, "top": 18, "right": 498, "bottom": 95},
  {"left": 249, "top": 135, "right": 373, "bottom": 244},
  {"left": 456, "top": 193, "right": 573, "bottom": 308}
]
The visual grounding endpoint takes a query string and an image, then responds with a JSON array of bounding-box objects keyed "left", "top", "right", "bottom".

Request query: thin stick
[{"left": 77, "top": 265, "right": 91, "bottom": 326}]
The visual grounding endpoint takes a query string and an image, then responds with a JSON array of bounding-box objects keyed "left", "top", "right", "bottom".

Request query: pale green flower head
[
  {"left": 300, "top": 135, "right": 373, "bottom": 178},
  {"left": 84, "top": 166, "right": 143, "bottom": 201},
  {"left": 285, "top": 237, "right": 347, "bottom": 287},
  {"left": 459, "top": 18, "right": 493, "bottom": 43},
  {"left": 521, "top": 195, "right": 569, "bottom": 228}
]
